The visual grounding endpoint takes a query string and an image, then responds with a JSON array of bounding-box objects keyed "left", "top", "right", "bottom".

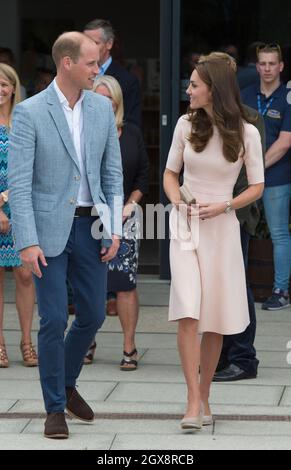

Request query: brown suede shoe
[
  {"left": 66, "top": 387, "right": 94, "bottom": 422},
  {"left": 44, "top": 412, "right": 69, "bottom": 439}
]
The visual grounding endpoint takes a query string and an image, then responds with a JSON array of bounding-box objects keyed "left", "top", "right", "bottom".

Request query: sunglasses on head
[{"left": 256, "top": 43, "right": 282, "bottom": 55}]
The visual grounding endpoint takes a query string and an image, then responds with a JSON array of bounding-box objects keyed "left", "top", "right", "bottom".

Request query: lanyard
[{"left": 257, "top": 94, "right": 274, "bottom": 116}]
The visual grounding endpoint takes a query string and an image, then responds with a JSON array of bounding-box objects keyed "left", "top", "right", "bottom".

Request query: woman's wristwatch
[{"left": 224, "top": 201, "right": 233, "bottom": 214}]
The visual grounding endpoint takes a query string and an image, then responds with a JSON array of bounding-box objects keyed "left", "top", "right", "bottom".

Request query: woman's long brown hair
[{"left": 187, "top": 53, "right": 255, "bottom": 163}]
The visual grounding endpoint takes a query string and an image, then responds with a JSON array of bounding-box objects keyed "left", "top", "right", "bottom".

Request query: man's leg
[
  {"left": 65, "top": 216, "right": 107, "bottom": 387},
  {"left": 263, "top": 184, "right": 291, "bottom": 300},
  {"left": 214, "top": 226, "right": 258, "bottom": 380},
  {"left": 34, "top": 251, "right": 69, "bottom": 413}
]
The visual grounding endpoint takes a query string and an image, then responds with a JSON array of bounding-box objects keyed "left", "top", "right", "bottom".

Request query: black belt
[{"left": 74, "top": 206, "right": 94, "bottom": 217}]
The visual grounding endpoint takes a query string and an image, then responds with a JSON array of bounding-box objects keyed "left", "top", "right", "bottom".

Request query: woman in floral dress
[
  {"left": 84, "top": 75, "right": 148, "bottom": 370},
  {"left": 0, "top": 63, "right": 37, "bottom": 368}
]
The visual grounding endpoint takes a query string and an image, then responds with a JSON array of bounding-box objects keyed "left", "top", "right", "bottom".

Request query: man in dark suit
[
  {"left": 213, "top": 104, "right": 266, "bottom": 381},
  {"left": 84, "top": 19, "right": 142, "bottom": 127}
]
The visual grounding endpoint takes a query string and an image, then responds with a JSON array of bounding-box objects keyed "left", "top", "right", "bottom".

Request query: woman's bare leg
[
  {"left": 200, "top": 332, "right": 223, "bottom": 416},
  {"left": 117, "top": 289, "right": 139, "bottom": 367},
  {"left": 0, "top": 268, "right": 5, "bottom": 344},
  {"left": 178, "top": 318, "right": 201, "bottom": 418},
  {"left": 13, "top": 266, "right": 35, "bottom": 344}
]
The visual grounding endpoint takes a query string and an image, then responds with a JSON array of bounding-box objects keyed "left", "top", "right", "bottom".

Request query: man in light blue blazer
[{"left": 8, "top": 32, "right": 123, "bottom": 439}]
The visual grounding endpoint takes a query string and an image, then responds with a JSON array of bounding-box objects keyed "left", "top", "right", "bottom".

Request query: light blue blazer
[{"left": 8, "top": 82, "right": 124, "bottom": 256}]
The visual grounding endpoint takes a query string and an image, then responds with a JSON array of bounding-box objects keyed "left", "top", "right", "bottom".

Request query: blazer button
[
  {"left": 74, "top": 176, "right": 80, "bottom": 181},
  {"left": 69, "top": 198, "right": 76, "bottom": 205}
]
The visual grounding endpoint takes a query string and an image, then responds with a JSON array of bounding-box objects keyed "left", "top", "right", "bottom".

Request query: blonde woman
[
  {"left": 0, "top": 63, "right": 37, "bottom": 368},
  {"left": 84, "top": 75, "right": 149, "bottom": 369}
]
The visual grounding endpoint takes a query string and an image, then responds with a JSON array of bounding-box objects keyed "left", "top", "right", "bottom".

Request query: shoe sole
[
  {"left": 181, "top": 423, "right": 202, "bottom": 430},
  {"left": 66, "top": 408, "right": 94, "bottom": 423},
  {"left": 262, "top": 304, "right": 290, "bottom": 311},
  {"left": 44, "top": 433, "right": 69, "bottom": 439}
]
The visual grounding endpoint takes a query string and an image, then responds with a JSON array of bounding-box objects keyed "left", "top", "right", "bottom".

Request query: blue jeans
[
  {"left": 34, "top": 217, "right": 107, "bottom": 413},
  {"left": 263, "top": 183, "right": 291, "bottom": 292}
]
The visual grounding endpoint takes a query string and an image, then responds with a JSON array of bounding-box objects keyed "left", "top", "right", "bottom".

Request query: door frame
[{"left": 159, "top": 0, "right": 181, "bottom": 279}]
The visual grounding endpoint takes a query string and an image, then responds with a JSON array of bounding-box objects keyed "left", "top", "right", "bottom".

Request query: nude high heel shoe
[
  {"left": 180, "top": 414, "right": 202, "bottom": 430},
  {"left": 201, "top": 403, "right": 213, "bottom": 426},
  {"left": 202, "top": 414, "right": 213, "bottom": 426}
]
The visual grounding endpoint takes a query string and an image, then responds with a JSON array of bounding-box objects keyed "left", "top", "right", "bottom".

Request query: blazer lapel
[
  {"left": 46, "top": 83, "right": 80, "bottom": 170},
  {"left": 83, "top": 94, "right": 95, "bottom": 164}
]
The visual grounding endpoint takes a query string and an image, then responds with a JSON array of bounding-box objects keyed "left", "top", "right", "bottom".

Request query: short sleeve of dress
[
  {"left": 243, "top": 124, "right": 265, "bottom": 185},
  {"left": 165, "top": 116, "right": 188, "bottom": 173}
]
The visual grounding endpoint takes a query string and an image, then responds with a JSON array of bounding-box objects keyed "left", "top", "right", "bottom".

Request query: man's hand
[
  {"left": 100, "top": 234, "right": 120, "bottom": 263},
  {"left": 20, "top": 246, "right": 48, "bottom": 278},
  {"left": 0, "top": 210, "right": 10, "bottom": 234}
]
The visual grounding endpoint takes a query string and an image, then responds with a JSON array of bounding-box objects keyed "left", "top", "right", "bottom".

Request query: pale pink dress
[{"left": 166, "top": 116, "right": 264, "bottom": 334}]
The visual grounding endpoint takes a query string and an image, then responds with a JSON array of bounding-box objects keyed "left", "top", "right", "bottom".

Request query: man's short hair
[
  {"left": 84, "top": 19, "right": 115, "bottom": 43},
  {"left": 52, "top": 32, "right": 87, "bottom": 67},
  {"left": 256, "top": 43, "right": 283, "bottom": 62}
]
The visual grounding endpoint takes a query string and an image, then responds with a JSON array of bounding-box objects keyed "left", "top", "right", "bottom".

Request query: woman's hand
[
  {"left": 173, "top": 201, "right": 198, "bottom": 218},
  {"left": 198, "top": 202, "right": 227, "bottom": 219},
  {"left": 122, "top": 202, "right": 136, "bottom": 223},
  {"left": 0, "top": 210, "right": 10, "bottom": 234}
]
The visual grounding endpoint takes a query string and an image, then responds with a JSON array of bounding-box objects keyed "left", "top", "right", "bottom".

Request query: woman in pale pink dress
[{"left": 163, "top": 53, "right": 264, "bottom": 431}]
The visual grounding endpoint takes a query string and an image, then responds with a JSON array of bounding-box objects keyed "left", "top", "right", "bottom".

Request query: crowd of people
[{"left": 0, "top": 20, "right": 290, "bottom": 439}]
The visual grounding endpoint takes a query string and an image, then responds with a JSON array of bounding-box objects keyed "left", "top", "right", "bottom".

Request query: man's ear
[
  {"left": 62, "top": 56, "right": 72, "bottom": 70},
  {"left": 106, "top": 39, "right": 114, "bottom": 53},
  {"left": 279, "top": 61, "right": 284, "bottom": 73}
]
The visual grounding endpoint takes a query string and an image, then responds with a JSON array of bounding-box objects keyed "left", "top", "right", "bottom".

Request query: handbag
[{"left": 179, "top": 183, "right": 196, "bottom": 205}]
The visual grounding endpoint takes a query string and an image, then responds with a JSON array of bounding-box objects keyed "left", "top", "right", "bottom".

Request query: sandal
[
  {"left": 83, "top": 341, "right": 97, "bottom": 365},
  {"left": 120, "top": 348, "right": 138, "bottom": 371},
  {"left": 20, "top": 342, "right": 38, "bottom": 367},
  {"left": 0, "top": 343, "right": 9, "bottom": 368}
]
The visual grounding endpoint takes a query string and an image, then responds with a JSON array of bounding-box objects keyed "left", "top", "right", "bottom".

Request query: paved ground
[{"left": 0, "top": 273, "right": 291, "bottom": 450}]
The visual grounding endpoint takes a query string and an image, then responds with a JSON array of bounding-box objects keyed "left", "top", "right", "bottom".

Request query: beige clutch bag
[{"left": 179, "top": 183, "right": 196, "bottom": 205}]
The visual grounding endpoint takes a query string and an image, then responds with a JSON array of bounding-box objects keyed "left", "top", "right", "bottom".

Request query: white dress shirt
[{"left": 53, "top": 79, "right": 93, "bottom": 207}]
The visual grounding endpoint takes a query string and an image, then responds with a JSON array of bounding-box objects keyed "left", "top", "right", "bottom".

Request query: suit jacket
[
  {"left": 8, "top": 82, "right": 124, "bottom": 256},
  {"left": 234, "top": 105, "right": 266, "bottom": 235},
  {"left": 107, "top": 60, "right": 141, "bottom": 127}
]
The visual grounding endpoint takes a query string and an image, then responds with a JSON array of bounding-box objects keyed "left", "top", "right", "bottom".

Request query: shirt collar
[
  {"left": 53, "top": 78, "right": 85, "bottom": 107},
  {"left": 257, "top": 82, "right": 284, "bottom": 99},
  {"left": 99, "top": 56, "right": 112, "bottom": 76}
]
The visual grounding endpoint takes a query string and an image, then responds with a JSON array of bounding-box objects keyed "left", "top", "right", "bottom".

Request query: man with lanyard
[{"left": 241, "top": 43, "right": 291, "bottom": 310}]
